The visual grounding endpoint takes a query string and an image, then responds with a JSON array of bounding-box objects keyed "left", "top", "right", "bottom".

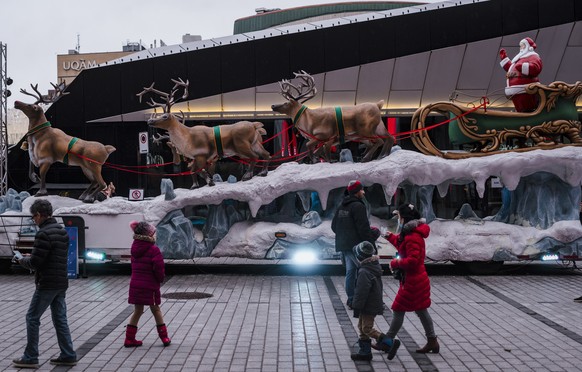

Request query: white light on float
[
  {"left": 541, "top": 254, "right": 559, "bottom": 261},
  {"left": 292, "top": 250, "right": 317, "bottom": 265},
  {"left": 86, "top": 250, "right": 106, "bottom": 261}
]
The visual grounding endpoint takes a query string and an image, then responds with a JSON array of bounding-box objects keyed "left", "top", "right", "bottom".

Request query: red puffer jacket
[
  {"left": 387, "top": 220, "right": 431, "bottom": 312},
  {"left": 128, "top": 237, "right": 165, "bottom": 305}
]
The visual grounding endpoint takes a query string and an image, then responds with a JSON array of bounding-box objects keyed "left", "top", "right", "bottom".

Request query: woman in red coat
[
  {"left": 379, "top": 203, "right": 439, "bottom": 357},
  {"left": 124, "top": 221, "right": 171, "bottom": 348}
]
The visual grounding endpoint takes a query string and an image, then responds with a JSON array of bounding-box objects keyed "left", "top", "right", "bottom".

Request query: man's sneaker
[
  {"left": 50, "top": 357, "right": 77, "bottom": 366},
  {"left": 346, "top": 300, "right": 353, "bottom": 310},
  {"left": 574, "top": 296, "right": 582, "bottom": 303},
  {"left": 12, "top": 358, "right": 39, "bottom": 369}
]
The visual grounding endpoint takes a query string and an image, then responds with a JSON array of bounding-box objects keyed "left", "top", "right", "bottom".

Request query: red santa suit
[{"left": 499, "top": 37, "right": 543, "bottom": 112}]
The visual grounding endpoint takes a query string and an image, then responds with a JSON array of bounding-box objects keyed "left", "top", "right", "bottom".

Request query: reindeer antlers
[
  {"left": 50, "top": 82, "right": 69, "bottom": 100},
  {"left": 152, "top": 133, "right": 170, "bottom": 145},
  {"left": 20, "top": 84, "right": 44, "bottom": 104},
  {"left": 279, "top": 70, "right": 317, "bottom": 103},
  {"left": 136, "top": 78, "right": 189, "bottom": 113},
  {"left": 20, "top": 82, "right": 69, "bottom": 105}
]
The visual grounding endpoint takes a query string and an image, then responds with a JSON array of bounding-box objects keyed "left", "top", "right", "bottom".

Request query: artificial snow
[{"left": 4, "top": 146, "right": 582, "bottom": 261}]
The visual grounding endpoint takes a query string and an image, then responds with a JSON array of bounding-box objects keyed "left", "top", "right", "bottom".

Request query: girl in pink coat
[
  {"left": 124, "top": 221, "right": 171, "bottom": 347},
  {"left": 378, "top": 204, "right": 439, "bottom": 358}
]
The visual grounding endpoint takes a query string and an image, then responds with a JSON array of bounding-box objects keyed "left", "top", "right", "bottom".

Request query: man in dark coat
[
  {"left": 13, "top": 199, "right": 77, "bottom": 368},
  {"left": 331, "top": 180, "right": 380, "bottom": 309}
]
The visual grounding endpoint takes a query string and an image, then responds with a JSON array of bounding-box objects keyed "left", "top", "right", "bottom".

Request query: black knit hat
[
  {"left": 396, "top": 203, "right": 422, "bottom": 224},
  {"left": 353, "top": 241, "right": 375, "bottom": 261}
]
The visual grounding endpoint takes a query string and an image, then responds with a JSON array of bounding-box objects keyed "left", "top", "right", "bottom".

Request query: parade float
[
  {"left": 411, "top": 81, "right": 582, "bottom": 158},
  {"left": 1, "top": 61, "right": 581, "bottom": 272}
]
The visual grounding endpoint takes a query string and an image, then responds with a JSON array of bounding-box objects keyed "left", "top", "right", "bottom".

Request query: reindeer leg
[
  {"left": 378, "top": 134, "right": 395, "bottom": 159},
  {"left": 306, "top": 139, "right": 322, "bottom": 163},
  {"left": 78, "top": 189, "right": 89, "bottom": 201},
  {"left": 78, "top": 183, "right": 93, "bottom": 201},
  {"left": 191, "top": 156, "right": 214, "bottom": 188},
  {"left": 82, "top": 183, "right": 103, "bottom": 204},
  {"left": 208, "top": 162, "right": 217, "bottom": 183},
  {"left": 83, "top": 164, "right": 107, "bottom": 203},
  {"left": 200, "top": 168, "right": 215, "bottom": 186},
  {"left": 83, "top": 183, "right": 102, "bottom": 203},
  {"left": 201, "top": 160, "right": 215, "bottom": 186},
  {"left": 34, "top": 162, "right": 51, "bottom": 197},
  {"left": 189, "top": 157, "right": 206, "bottom": 190},
  {"left": 28, "top": 161, "right": 40, "bottom": 184},
  {"left": 78, "top": 166, "right": 94, "bottom": 201},
  {"left": 323, "top": 139, "right": 335, "bottom": 162},
  {"left": 253, "top": 144, "right": 270, "bottom": 177},
  {"left": 257, "top": 157, "right": 269, "bottom": 177},
  {"left": 190, "top": 173, "right": 200, "bottom": 189},
  {"left": 242, "top": 161, "right": 255, "bottom": 181},
  {"left": 189, "top": 159, "right": 201, "bottom": 189},
  {"left": 361, "top": 140, "right": 383, "bottom": 162}
]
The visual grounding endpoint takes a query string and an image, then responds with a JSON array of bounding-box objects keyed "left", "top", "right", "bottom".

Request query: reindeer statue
[
  {"left": 14, "top": 83, "right": 116, "bottom": 203},
  {"left": 271, "top": 71, "right": 394, "bottom": 162},
  {"left": 137, "top": 78, "right": 271, "bottom": 188}
]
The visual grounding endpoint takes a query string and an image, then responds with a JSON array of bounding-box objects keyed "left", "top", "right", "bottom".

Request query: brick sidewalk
[{"left": 1, "top": 268, "right": 582, "bottom": 371}]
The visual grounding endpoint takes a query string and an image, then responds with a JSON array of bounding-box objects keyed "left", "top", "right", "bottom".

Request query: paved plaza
[{"left": 1, "top": 263, "right": 582, "bottom": 371}]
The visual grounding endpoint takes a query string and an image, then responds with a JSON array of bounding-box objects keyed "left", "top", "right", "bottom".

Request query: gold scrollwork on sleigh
[{"left": 411, "top": 81, "right": 582, "bottom": 159}]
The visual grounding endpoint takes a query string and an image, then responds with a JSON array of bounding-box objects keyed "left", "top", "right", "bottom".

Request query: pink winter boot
[
  {"left": 124, "top": 325, "right": 143, "bottom": 347},
  {"left": 156, "top": 324, "right": 171, "bottom": 346}
]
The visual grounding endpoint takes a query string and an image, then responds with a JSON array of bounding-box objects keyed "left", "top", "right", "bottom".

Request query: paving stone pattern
[{"left": 1, "top": 271, "right": 582, "bottom": 371}]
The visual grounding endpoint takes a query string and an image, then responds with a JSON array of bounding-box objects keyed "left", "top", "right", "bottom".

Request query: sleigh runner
[{"left": 411, "top": 81, "right": 582, "bottom": 159}]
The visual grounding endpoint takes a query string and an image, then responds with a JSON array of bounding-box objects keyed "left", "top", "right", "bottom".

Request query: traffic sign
[
  {"left": 129, "top": 188, "right": 144, "bottom": 201},
  {"left": 139, "top": 132, "right": 149, "bottom": 154}
]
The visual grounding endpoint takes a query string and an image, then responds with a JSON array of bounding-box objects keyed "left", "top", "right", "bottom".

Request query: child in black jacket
[{"left": 351, "top": 241, "right": 401, "bottom": 361}]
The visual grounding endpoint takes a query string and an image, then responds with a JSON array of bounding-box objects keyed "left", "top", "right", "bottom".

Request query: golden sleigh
[{"left": 410, "top": 81, "right": 582, "bottom": 159}]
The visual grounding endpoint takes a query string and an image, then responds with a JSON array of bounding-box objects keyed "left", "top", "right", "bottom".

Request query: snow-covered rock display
[{"left": 2, "top": 147, "right": 581, "bottom": 262}]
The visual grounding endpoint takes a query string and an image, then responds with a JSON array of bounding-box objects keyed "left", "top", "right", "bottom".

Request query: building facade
[
  {"left": 57, "top": 50, "right": 135, "bottom": 85},
  {"left": 7, "top": 0, "right": 582, "bottom": 201}
]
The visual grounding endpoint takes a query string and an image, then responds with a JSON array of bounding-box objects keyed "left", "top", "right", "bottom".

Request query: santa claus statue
[{"left": 499, "top": 37, "right": 543, "bottom": 112}]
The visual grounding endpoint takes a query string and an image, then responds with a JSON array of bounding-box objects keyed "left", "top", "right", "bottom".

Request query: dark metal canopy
[{"left": 46, "top": 0, "right": 582, "bottom": 125}]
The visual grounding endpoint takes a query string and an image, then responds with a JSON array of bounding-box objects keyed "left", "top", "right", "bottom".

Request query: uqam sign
[{"left": 62, "top": 59, "right": 98, "bottom": 71}]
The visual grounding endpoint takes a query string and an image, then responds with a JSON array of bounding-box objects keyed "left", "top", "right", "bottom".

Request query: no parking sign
[
  {"left": 129, "top": 189, "right": 144, "bottom": 201},
  {"left": 139, "top": 132, "right": 149, "bottom": 154}
]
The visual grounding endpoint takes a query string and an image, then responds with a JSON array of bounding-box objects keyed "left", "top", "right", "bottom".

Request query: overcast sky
[{"left": 0, "top": 0, "right": 440, "bottom": 106}]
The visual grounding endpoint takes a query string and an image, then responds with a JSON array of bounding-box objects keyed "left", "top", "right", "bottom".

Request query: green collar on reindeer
[
  {"left": 334, "top": 107, "right": 345, "bottom": 145},
  {"left": 213, "top": 126, "right": 224, "bottom": 158},
  {"left": 293, "top": 105, "right": 308, "bottom": 124},
  {"left": 62, "top": 137, "right": 79, "bottom": 165},
  {"left": 26, "top": 121, "right": 51, "bottom": 137}
]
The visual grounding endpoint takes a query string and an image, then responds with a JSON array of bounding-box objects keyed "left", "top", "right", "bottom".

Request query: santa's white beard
[
  {"left": 510, "top": 48, "right": 539, "bottom": 64},
  {"left": 511, "top": 49, "right": 528, "bottom": 64}
]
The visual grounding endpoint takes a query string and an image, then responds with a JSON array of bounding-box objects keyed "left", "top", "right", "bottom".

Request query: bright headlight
[
  {"left": 86, "top": 250, "right": 106, "bottom": 261},
  {"left": 292, "top": 250, "right": 317, "bottom": 265},
  {"left": 541, "top": 254, "right": 559, "bottom": 261}
]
